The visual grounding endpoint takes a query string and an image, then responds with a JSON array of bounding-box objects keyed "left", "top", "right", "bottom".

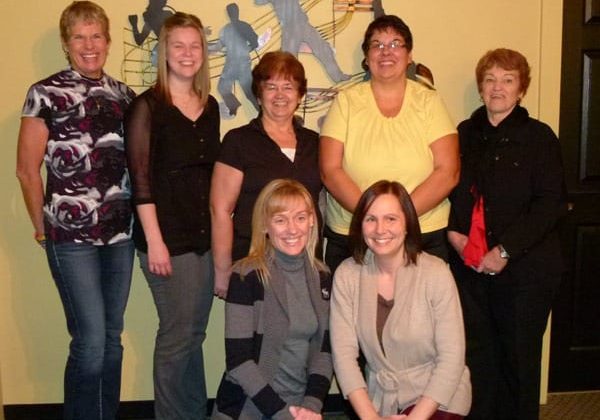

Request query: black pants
[{"left": 450, "top": 254, "right": 559, "bottom": 420}]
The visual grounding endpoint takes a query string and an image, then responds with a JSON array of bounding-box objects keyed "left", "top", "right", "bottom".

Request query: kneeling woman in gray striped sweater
[{"left": 213, "top": 179, "right": 332, "bottom": 420}]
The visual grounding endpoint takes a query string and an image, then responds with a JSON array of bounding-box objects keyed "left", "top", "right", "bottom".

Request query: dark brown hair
[
  {"left": 475, "top": 48, "right": 531, "bottom": 96},
  {"left": 349, "top": 180, "right": 422, "bottom": 266},
  {"left": 361, "top": 14, "right": 413, "bottom": 57},
  {"left": 251, "top": 51, "right": 307, "bottom": 100}
]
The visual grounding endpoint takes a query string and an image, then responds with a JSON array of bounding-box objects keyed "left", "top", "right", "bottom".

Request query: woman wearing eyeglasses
[{"left": 320, "top": 15, "right": 459, "bottom": 272}]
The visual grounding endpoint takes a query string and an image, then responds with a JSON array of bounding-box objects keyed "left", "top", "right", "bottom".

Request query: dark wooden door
[{"left": 549, "top": 0, "right": 600, "bottom": 391}]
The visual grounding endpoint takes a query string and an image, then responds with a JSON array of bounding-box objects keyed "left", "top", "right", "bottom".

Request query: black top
[
  {"left": 449, "top": 105, "right": 566, "bottom": 273},
  {"left": 125, "top": 89, "right": 220, "bottom": 255},
  {"left": 218, "top": 117, "right": 322, "bottom": 260}
]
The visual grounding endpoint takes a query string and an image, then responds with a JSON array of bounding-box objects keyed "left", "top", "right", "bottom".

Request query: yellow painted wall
[
  {"left": 0, "top": 364, "right": 4, "bottom": 419},
  {"left": 1, "top": 0, "right": 562, "bottom": 405}
]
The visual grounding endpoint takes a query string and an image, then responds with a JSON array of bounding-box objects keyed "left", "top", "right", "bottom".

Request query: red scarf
[{"left": 463, "top": 187, "right": 488, "bottom": 267}]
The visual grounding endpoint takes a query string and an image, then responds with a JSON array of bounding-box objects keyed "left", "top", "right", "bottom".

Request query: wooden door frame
[{"left": 538, "top": 0, "right": 564, "bottom": 402}]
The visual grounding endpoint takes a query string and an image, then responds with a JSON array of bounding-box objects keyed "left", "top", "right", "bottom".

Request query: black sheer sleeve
[{"left": 125, "top": 94, "right": 154, "bottom": 205}]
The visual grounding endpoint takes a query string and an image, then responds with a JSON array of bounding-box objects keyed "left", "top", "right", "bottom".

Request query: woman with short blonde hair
[{"left": 16, "top": 1, "right": 135, "bottom": 418}]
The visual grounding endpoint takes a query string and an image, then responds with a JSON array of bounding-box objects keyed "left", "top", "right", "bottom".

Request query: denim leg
[
  {"left": 99, "top": 240, "right": 134, "bottom": 419},
  {"left": 139, "top": 250, "right": 214, "bottom": 420},
  {"left": 46, "top": 239, "right": 134, "bottom": 420}
]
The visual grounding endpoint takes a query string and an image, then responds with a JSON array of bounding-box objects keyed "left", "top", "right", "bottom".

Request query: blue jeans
[
  {"left": 46, "top": 239, "right": 134, "bottom": 420},
  {"left": 139, "top": 250, "right": 214, "bottom": 420}
]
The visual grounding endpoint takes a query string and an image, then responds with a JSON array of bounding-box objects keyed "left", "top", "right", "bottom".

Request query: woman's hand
[
  {"left": 366, "top": 414, "right": 406, "bottom": 420},
  {"left": 410, "top": 133, "right": 460, "bottom": 217},
  {"left": 399, "top": 396, "right": 440, "bottom": 420},
  {"left": 213, "top": 267, "right": 231, "bottom": 299},
  {"left": 346, "top": 388, "right": 410, "bottom": 420},
  {"left": 447, "top": 230, "right": 468, "bottom": 257},
  {"left": 476, "top": 245, "right": 508, "bottom": 275},
  {"left": 136, "top": 204, "right": 172, "bottom": 276},
  {"left": 289, "top": 406, "right": 322, "bottom": 420},
  {"left": 34, "top": 232, "right": 46, "bottom": 249},
  {"left": 148, "top": 239, "right": 172, "bottom": 277}
]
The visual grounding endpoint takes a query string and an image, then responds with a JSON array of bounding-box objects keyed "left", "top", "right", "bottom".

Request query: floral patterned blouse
[{"left": 22, "top": 68, "right": 136, "bottom": 245}]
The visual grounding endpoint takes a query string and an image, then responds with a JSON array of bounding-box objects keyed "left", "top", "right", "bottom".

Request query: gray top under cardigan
[{"left": 272, "top": 250, "right": 319, "bottom": 402}]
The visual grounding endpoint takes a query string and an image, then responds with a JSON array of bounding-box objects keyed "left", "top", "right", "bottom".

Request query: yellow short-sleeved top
[{"left": 321, "top": 80, "right": 457, "bottom": 235}]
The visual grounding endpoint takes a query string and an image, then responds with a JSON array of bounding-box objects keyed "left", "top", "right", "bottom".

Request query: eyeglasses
[{"left": 369, "top": 40, "right": 407, "bottom": 52}]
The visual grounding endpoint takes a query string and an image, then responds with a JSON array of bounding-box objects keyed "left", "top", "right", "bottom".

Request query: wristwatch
[{"left": 498, "top": 244, "right": 510, "bottom": 259}]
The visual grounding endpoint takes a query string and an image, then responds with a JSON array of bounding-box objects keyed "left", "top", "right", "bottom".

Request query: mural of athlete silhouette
[
  {"left": 128, "top": 0, "right": 174, "bottom": 64},
  {"left": 212, "top": 3, "right": 260, "bottom": 116},
  {"left": 255, "top": 0, "right": 350, "bottom": 82},
  {"left": 372, "top": 0, "right": 385, "bottom": 18}
]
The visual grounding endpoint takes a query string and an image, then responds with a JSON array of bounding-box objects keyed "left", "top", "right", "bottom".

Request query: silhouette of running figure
[
  {"left": 128, "top": 0, "right": 175, "bottom": 68},
  {"left": 214, "top": 3, "right": 260, "bottom": 116},
  {"left": 255, "top": 0, "right": 350, "bottom": 82},
  {"left": 129, "top": 0, "right": 174, "bottom": 46}
]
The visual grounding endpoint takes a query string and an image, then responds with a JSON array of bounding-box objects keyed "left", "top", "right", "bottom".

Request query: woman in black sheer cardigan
[{"left": 125, "top": 12, "right": 220, "bottom": 420}]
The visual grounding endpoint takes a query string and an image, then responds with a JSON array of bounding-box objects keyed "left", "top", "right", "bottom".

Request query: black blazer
[{"left": 448, "top": 105, "right": 567, "bottom": 275}]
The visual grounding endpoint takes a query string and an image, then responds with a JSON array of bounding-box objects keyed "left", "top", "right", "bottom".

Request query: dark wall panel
[{"left": 580, "top": 51, "right": 600, "bottom": 182}]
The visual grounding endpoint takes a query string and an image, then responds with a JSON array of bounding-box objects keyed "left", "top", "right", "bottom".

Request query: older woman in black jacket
[{"left": 447, "top": 48, "right": 566, "bottom": 420}]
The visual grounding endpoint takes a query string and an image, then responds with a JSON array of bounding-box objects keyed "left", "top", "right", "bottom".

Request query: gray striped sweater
[{"left": 212, "top": 254, "right": 332, "bottom": 420}]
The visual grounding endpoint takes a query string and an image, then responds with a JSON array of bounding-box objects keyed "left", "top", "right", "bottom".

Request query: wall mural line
[{"left": 121, "top": 0, "right": 436, "bottom": 121}]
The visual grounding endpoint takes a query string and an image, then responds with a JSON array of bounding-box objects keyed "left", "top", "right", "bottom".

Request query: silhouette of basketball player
[
  {"left": 372, "top": 0, "right": 385, "bottom": 18},
  {"left": 214, "top": 3, "right": 260, "bottom": 116}
]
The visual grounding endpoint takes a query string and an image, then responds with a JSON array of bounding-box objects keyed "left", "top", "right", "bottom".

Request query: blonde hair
[
  {"left": 235, "top": 179, "right": 327, "bottom": 284},
  {"left": 59, "top": 1, "right": 110, "bottom": 44},
  {"left": 155, "top": 12, "right": 210, "bottom": 107}
]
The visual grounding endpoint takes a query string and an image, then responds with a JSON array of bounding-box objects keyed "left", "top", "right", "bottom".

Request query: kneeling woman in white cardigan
[{"left": 330, "top": 180, "right": 471, "bottom": 420}]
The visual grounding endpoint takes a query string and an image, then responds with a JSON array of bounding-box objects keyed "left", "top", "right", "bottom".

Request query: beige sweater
[{"left": 330, "top": 252, "right": 471, "bottom": 416}]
